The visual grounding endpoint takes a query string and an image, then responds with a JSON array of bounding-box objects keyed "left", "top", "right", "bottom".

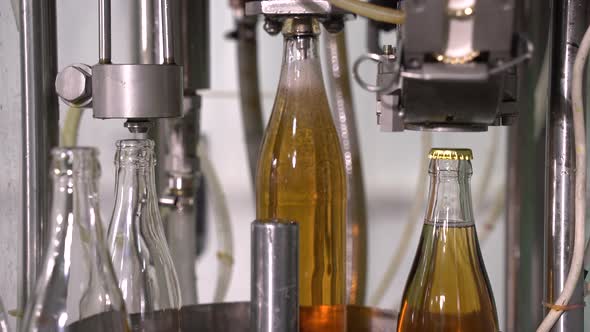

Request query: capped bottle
[
  {"left": 397, "top": 148, "right": 499, "bottom": 331},
  {"left": 22, "top": 148, "right": 129, "bottom": 332},
  {"left": 107, "top": 139, "right": 181, "bottom": 331},
  {"left": 256, "top": 17, "right": 346, "bottom": 307}
]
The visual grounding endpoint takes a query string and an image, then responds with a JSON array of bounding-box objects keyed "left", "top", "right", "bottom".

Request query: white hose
[
  {"left": 326, "top": 0, "right": 405, "bottom": 25},
  {"left": 536, "top": 23, "right": 589, "bottom": 332},
  {"left": 368, "top": 132, "right": 432, "bottom": 307},
  {"left": 197, "top": 141, "right": 234, "bottom": 303}
]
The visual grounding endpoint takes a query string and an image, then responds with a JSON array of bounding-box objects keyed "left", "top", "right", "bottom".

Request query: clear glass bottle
[
  {"left": 107, "top": 139, "right": 181, "bottom": 331},
  {"left": 0, "top": 295, "right": 10, "bottom": 332},
  {"left": 22, "top": 148, "right": 129, "bottom": 332},
  {"left": 256, "top": 17, "right": 347, "bottom": 307},
  {"left": 397, "top": 148, "right": 499, "bottom": 331}
]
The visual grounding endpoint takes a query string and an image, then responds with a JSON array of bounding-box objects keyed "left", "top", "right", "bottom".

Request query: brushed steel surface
[
  {"left": 98, "top": 0, "right": 111, "bottom": 63},
  {"left": 92, "top": 64, "right": 183, "bottom": 119},
  {"left": 18, "top": 0, "right": 59, "bottom": 327},
  {"left": 251, "top": 220, "right": 299, "bottom": 332}
]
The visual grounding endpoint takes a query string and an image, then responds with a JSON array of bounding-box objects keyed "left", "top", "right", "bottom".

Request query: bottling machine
[{"left": 13, "top": 0, "right": 588, "bottom": 331}]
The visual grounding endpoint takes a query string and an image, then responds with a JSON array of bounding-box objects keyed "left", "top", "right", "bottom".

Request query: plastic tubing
[
  {"left": 197, "top": 142, "right": 234, "bottom": 303},
  {"left": 60, "top": 107, "right": 83, "bottom": 147},
  {"left": 327, "top": 0, "right": 405, "bottom": 25},
  {"left": 536, "top": 23, "right": 589, "bottom": 332}
]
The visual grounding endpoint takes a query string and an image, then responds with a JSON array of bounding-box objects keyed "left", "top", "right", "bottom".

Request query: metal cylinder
[
  {"left": 251, "top": 220, "right": 299, "bottom": 332},
  {"left": 98, "top": 0, "right": 111, "bottom": 63},
  {"left": 160, "top": 0, "right": 174, "bottom": 63},
  {"left": 19, "top": 0, "right": 59, "bottom": 327},
  {"left": 545, "top": 0, "right": 586, "bottom": 331}
]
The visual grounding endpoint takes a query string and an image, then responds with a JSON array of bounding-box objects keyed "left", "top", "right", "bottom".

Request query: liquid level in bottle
[
  {"left": 397, "top": 223, "right": 498, "bottom": 332},
  {"left": 256, "top": 74, "right": 346, "bottom": 306},
  {"left": 300, "top": 305, "right": 395, "bottom": 332}
]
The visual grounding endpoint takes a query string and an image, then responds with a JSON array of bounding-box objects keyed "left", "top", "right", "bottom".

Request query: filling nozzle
[{"left": 124, "top": 119, "right": 153, "bottom": 134}]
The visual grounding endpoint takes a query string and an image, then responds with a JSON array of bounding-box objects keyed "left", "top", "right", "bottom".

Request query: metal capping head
[
  {"left": 282, "top": 17, "right": 320, "bottom": 37},
  {"left": 428, "top": 148, "right": 473, "bottom": 161}
]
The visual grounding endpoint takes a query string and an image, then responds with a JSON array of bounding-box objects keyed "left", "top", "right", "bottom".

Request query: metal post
[
  {"left": 251, "top": 220, "right": 299, "bottom": 332},
  {"left": 545, "top": 0, "right": 586, "bottom": 331},
  {"left": 98, "top": 0, "right": 111, "bottom": 63},
  {"left": 18, "top": 0, "right": 59, "bottom": 325},
  {"left": 160, "top": 0, "right": 175, "bottom": 64}
]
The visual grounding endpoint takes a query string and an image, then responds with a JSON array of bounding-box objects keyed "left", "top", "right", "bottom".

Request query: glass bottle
[
  {"left": 107, "top": 139, "right": 181, "bottom": 331},
  {"left": 22, "top": 148, "right": 129, "bottom": 332},
  {"left": 397, "top": 148, "right": 499, "bottom": 331},
  {"left": 256, "top": 17, "right": 346, "bottom": 307},
  {"left": 0, "top": 295, "right": 10, "bottom": 332}
]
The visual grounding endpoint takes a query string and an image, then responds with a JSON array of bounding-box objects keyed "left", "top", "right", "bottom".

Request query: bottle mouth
[
  {"left": 51, "top": 147, "right": 100, "bottom": 178},
  {"left": 115, "top": 139, "right": 156, "bottom": 167}
]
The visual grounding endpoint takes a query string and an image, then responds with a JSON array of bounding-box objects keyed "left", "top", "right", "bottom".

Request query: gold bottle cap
[{"left": 428, "top": 148, "right": 473, "bottom": 160}]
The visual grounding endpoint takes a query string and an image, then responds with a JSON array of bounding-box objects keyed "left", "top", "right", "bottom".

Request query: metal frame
[
  {"left": 18, "top": 0, "right": 59, "bottom": 326},
  {"left": 544, "top": 0, "right": 586, "bottom": 331}
]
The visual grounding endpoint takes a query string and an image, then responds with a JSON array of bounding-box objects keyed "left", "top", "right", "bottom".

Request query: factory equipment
[{"left": 12, "top": 0, "right": 590, "bottom": 331}]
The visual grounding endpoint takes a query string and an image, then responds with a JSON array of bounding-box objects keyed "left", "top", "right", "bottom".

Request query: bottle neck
[
  {"left": 112, "top": 163, "right": 159, "bottom": 220},
  {"left": 424, "top": 159, "right": 474, "bottom": 226},
  {"left": 278, "top": 23, "right": 324, "bottom": 92}
]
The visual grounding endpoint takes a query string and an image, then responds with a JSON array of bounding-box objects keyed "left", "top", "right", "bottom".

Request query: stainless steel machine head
[{"left": 54, "top": 0, "right": 184, "bottom": 134}]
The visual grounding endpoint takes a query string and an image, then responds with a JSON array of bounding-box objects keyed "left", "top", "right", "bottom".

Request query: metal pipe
[
  {"left": 251, "top": 220, "right": 299, "bottom": 332},
  {"left": 160, "top": 0, "right": 175, "bottom": 64},
  {"left": 504, "top": 1, "right": 551, "bottom": 331},
  {"left": 235, "top": 16, "right": 264, "bottom": 182},
  {"left": 323, "top": 29, "right": 368, "bottom": 305},
  {"left": 545, "top": 0, "right": 586, "bottom": 330},
  {"left": 18, "top": 0, "right": 59, "bottom": 326},
  {"left": 98, "top": 0, "right": 111, "bottom": 63}
]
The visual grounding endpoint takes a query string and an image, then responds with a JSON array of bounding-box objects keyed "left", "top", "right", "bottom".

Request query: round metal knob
[{"left": 55, "top": 64, "right": 93, "bottom": 107}]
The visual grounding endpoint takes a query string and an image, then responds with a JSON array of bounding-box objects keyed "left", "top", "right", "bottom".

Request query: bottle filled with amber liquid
[
  {"left": 397, "top": 149, "right": 499, "bottom": 332},
  {"left": 256, "top": 16, "right": 346, "bottom": 310}
]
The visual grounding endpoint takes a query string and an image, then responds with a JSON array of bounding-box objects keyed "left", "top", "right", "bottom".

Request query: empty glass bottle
[
  {"left": 22, "top": 148, "right": 129, "bottom": 332},
  {"left": 397, "top": 148, "right": 499, "bottom": 331},
  {"left": 256, "top": 17, "right": 346, "bottom": 307},
  {"left": 0, "top": 295, "right": 10, "bottom": 332},
  {"left": 107, "top": 139, "right": 181, "bottom": 331}
]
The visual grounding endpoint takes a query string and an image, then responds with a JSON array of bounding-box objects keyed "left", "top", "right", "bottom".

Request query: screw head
[
  {"left": 263, "top": 18, "right": 282, "bottom": 35},
  {"left": 322, "top": 18, "right": 344, "bottom": 34},
  {"left": 55, "top": 64, "right": 92, "bottom": 107}
]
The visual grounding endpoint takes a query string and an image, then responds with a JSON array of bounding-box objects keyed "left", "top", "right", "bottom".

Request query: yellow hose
[
  {"left": 327, "top": 0, "right": 405, "bottom": 25},
  {"left": 60, "top": 107, "right": 83, "bottom": 147}
]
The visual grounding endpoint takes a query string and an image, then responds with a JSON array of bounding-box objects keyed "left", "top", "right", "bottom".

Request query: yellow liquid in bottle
[
  {"left": 256, "top": 59, "right": 346, "bottom": 306},
  {"left": 397, "top": 223, "right": 499, "bottom": 331}
]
